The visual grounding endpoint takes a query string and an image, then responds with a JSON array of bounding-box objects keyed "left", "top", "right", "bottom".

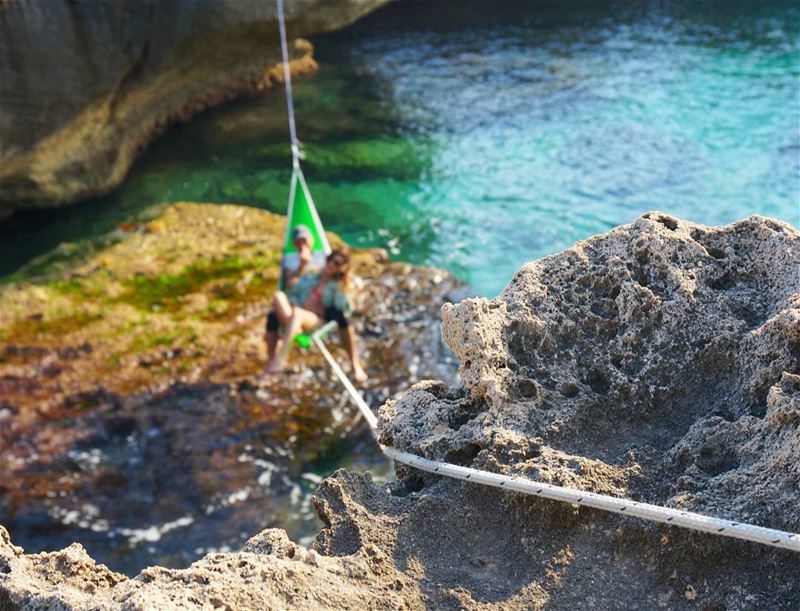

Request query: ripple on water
[{"left": 2, "top": 2, "right": 798, "bottom": 295}]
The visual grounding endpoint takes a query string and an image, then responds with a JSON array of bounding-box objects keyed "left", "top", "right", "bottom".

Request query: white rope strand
[
  {"left": 276, "top": 0, "right": 300, "bottom": 169},
  {"left": 312, "top": 336, "right": 378, "bottom": 430},
  {"left": 381, "top": 446, "right": 800, "bottom": 552},
  {"left": 311, "top": 337, "right": 800, "bottom": 552}
]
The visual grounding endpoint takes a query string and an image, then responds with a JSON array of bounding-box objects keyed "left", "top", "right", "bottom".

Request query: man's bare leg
[
  {"left": 266, "top": 330, "right": 280, "bottom": 363},
  {"left": 266, "top": 307, "right": 321, "bottom": 373},
  {"left": 272, "top": 291, "right": 293, "bottom": 323},
  {"left": 264, "top": 291, "right": 294, "bottom": 373}
]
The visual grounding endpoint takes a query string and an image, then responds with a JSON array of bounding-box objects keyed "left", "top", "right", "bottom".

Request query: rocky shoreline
[
  {"left": 2, "top": 212, "right": 798, "bottom": 609},
  {"left": 0, "top": 202, "right": 467, "bottom": 577}
]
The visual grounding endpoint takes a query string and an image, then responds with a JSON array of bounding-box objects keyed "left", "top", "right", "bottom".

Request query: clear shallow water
[
  {"left": 1, "top": 0, "right": 798, "bottom": 296},
  {"left": 3, "top": 384, "right": 393, "bottom": 576}
]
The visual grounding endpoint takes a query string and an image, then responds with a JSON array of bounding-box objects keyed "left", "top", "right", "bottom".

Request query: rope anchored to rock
[
  {"left": 275, "top": 0, "right": 798, "bottom": 555},
  {"left": 311, "top": 335, "right": 800, "bottom": 553}
]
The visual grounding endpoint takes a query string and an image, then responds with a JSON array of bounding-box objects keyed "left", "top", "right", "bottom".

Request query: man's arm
[{"left": 285, "top": 243, "right": 312, "bottom": 287}]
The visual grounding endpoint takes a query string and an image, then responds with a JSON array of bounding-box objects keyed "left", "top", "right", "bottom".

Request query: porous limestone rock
[
  {"left": 0, "top": 0, "right": 389, "bottom": 216},
  {"left": 2, "top": 213, "right": 798, "bottom": 609},
  {"left": 0, "top": 523, "right": 424, "bottom": 610},
  {"left": 375, "top": 212, "right": 800, "bottom": 608}
]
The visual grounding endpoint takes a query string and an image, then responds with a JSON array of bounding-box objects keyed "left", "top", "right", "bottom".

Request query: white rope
[
  {"left": 311, "top": 337, "right": 800, "bottom": 552},
  {"left": 276, "top": 0, "right": 301, "bottom": 170},
  {"left": 312, "top": 337, "right": 378, "bottom": 430},
  {"left": 380, "top": 447, "right": 800, "bottom": 552}
]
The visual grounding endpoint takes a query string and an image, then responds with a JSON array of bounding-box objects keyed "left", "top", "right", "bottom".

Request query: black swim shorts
[{"left": 265, "top": 307, "right": 350, "bottom": 332}]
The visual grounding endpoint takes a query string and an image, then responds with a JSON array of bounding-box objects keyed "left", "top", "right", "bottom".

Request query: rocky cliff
[
  {"left": 0, "top": 0, "right": 388, "bottom": 218},
  {"left": 1, "top": 213, "right": 798, "bottom": 609}
]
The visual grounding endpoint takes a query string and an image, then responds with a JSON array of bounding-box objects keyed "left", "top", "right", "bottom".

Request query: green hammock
[
  {"left": 279, "top": 166, "right": 331, "bottom": 291},
  {"left": 280, "top": 168, "right": 334, "bottom": 350}
]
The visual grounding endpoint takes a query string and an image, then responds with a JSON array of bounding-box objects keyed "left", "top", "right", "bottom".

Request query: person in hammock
[
  {"left": 264, "top": 241, "right": 368, "bottom": 382},
  {"left": 280, "top": 225, "right": 316, "bottom": 289}
]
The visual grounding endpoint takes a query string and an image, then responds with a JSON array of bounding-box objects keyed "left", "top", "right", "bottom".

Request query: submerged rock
[
  {"left": 2, "top": 213, "right": 798, "bottom": 609},
  {"left": 0, "top": 0, "right": 389, "bottom": 216}
]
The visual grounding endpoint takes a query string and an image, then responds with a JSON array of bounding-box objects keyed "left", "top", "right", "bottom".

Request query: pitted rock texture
[
  {"left": 377, "top": 213, "right": 800, "bottom": 607},
  {"left": 2, "top": 214, "right": 798, "bottom": 610},
  {"left": 0, "top": 0, "right": 388, "bottom": 216},
  {"left": 383, "top": 215, "right": 799, "bottom": 506}
]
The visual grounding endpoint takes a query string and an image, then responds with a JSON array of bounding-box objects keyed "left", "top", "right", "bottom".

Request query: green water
[{"left": 1, "top": 0, "right": 798, "bottom": 295}]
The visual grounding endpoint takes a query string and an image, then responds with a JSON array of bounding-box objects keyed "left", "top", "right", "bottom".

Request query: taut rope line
[
  {"left": 311, "top": 335, "right": 800, "bottom": 552},
  {"left": 276, "top": 0, "right": 300, "bottom": 170}
]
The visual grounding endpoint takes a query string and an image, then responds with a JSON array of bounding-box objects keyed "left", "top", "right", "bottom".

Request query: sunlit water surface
[{"left": 2, "top": 0, "right": 798, "bottom": 295}]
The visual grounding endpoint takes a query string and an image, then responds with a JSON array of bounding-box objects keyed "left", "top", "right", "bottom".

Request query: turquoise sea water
[{"left": 1, "top": 0, "right": 798, "bottom": 295}]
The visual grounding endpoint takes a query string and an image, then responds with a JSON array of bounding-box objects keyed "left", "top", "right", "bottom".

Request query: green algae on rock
[
  {"left": 0, "top": 202, "right": 463, "bottom": 398},
  {"left": 0, "top": 202, "right": 466, "bottom": 574}
]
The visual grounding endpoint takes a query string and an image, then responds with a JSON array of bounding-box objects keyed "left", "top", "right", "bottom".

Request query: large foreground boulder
[
  {"left": 1, "top": 213, "right": 798, "bottom": 609},
  {"left": 376, "top": 212, "right": 800, "bottom": 608},
  {"left": 0, "top": 0, "right": 388, "bottom": 217}
]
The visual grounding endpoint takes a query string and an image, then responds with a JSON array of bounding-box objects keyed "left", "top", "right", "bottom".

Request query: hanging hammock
[
  {"left": 280, "top": 169, "right": 331, "bottom": 289},
  {"left": 276, "top": 0, "right": 331, "bottom": 291}
]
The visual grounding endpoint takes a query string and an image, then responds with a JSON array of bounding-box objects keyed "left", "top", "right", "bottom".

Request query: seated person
[
  {"left": 265, "top": 248, "right": 367, "bottom": 382},
  {"left": 282, "top": 224, "right": 317, "bottom": 288}
]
